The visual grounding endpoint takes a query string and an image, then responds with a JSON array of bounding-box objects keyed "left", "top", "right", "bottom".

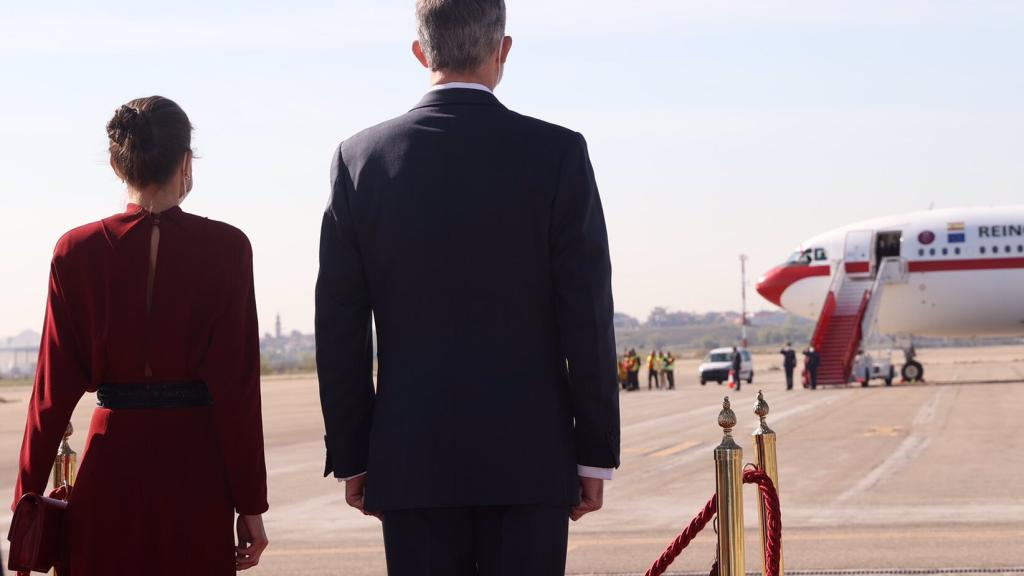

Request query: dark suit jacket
[{"left": 316, "top": 88, "right": 620, "bottom": 511}]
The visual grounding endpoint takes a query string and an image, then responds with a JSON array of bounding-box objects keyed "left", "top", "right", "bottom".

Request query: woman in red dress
[{"left": 13, "top": 96, "right": 269, "bottom": 574}]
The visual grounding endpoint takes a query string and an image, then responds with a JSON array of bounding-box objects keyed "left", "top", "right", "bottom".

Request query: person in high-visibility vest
[
  {"left": 664, "top": 351, "right": 676, "bottom": 390},
  {"left": 628, "top": 349, "right": 641, "bottom": 391}
]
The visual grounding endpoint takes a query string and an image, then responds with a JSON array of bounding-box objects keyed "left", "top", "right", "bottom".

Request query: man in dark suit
[
  {"left": 780, "top": 342, "right": 797, "bottom": 391},
  {"left": 315, "top": 1, "right": 620, "bottom": 574},
  {"left": 731, "top": 346, "right": 743, "bottom": 391},
  {"left": 804, "top": 346, "right": 821, "bottom": 390}
]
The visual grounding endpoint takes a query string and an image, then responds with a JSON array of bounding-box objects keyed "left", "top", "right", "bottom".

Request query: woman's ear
[{"left": 110, "top": 157, "right": 125, "bottom": 183}]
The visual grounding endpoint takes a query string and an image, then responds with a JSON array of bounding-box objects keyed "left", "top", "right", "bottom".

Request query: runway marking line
[
  {"left": 863, "top": 426, "right": 904, "bottom": 437},
  {"left": 648, "top": 441, "right": 701, "bottom": 458}
]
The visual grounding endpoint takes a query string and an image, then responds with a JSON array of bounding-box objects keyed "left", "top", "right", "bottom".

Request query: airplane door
[{"left": 844, "top": 230, "right": 875, "bottom": 276}]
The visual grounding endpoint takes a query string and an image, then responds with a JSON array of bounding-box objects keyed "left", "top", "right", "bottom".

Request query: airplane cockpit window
[
  {"left": 814, "top": 248, "right": 827, "bottom": 261},
  {"left": 786, "top": 249, "right": 813, "bottom": 266}
]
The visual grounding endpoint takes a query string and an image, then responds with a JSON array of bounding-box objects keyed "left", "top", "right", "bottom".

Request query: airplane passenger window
[
  {"left": 814, "top": 248, "right": 827, "bottom": 261},
  {"left": 1006, "top": 246, "right": 1012, "bottom": 253},
  {"left": 918, "top": 249, "right": 924, "bottom": 257},
  {"left": 955, "top": 247, "right": 961, "bottom": 255},
  {"left": 993, "top": 246, "right": 1000, "bottom": 254},
  {"left": 929, "top": 248, "right": 935, "bottom": 256},
  {"left": 981, "top": 247, "right": 987, "bottom": 254},
  {"left": 1019, "top": 245, "right": 1023, "bottom": 253},
  {"left": 942, "top": 248, "right": 948, "bottom": 256}
]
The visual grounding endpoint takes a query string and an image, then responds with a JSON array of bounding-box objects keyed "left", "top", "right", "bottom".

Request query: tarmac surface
[{"left": 1, "top": 345, "right": 1023, "bottom": 575}]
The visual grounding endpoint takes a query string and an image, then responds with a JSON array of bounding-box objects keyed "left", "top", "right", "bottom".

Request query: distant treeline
[{"left": 256, "top": 308, "right": 1023, "bottom": 374}]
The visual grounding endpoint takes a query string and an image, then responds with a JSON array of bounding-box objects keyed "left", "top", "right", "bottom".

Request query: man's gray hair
[{"left": 416, "top": 0, "right": 506, "bottom": 72}]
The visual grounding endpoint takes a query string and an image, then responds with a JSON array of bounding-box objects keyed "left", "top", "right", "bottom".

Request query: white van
[{"left": 698, "top": 348, "right": 753, "bottom": 385}]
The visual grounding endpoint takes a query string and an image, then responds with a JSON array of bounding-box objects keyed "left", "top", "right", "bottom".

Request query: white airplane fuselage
[{"left": 756, "top": 206, "right": 1024, "bottom": 338}]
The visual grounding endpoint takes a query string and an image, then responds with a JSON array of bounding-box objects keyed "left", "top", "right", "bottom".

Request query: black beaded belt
[{"left": 97, "top": 381, "right": 213, "bottom": 410}]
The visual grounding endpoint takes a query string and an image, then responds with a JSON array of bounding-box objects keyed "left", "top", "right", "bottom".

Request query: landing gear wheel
[
  {"left": 902, "top": 361, "right": 924, "bottom": 382},
  {"left": 700, "top": 379, "right": 706, "bottom": 386}
]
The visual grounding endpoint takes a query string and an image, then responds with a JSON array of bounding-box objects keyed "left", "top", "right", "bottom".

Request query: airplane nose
[{"left": 756, "top": 267, "right": 787, "bottom": 307}]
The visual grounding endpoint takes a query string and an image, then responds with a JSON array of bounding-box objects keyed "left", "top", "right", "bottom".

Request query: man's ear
[
  {"left": 412, "top": 40, "right": 431, "bottom": 69},
  {"left": 499, "top": 35, "right": 513, "bottom": 64}
]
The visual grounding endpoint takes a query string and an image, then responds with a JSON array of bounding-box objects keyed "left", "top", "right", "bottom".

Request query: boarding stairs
[
  {"left": 809, "top": 269, "right": 872, "bottom": 386},
  {"left": 808, "top": 257, "right": 909, "bottom": 386}
]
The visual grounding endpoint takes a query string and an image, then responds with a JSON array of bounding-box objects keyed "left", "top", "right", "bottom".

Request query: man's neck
[{"left": 429, "top": 70, "right": 496, "bottom": 91}]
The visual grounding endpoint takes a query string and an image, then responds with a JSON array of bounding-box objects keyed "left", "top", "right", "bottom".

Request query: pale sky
[{"left": 1, "top": 1, "right": 1022, "bottom": 338}]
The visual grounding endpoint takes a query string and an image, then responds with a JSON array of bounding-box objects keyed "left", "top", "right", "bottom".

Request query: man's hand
[
  {"left": 570, "top": 476, "right": 604, "bottom": 521},
  {"left": 345, "top": 474, "right": 381, "bottom": 520}
]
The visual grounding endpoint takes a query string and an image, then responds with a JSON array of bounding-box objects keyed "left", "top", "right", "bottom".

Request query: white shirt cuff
[
  {"left": 338, "top": 471, "right": 366, "bottom": 483},
  {"left": 577, "top": 465, "right": 614, "bottom": 480}
]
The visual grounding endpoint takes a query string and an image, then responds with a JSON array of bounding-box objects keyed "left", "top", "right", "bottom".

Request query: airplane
[{"left": 755, "top": 205, "right": 1024, "bottom": 386}]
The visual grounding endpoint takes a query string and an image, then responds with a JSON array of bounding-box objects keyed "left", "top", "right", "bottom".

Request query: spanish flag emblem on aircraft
[{"left": 947, "top": 222, "right": 966, "bottom": 243}]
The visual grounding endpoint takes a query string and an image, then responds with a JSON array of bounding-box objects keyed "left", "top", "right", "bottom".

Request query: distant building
[
  {"left": 1, "top": 330, "right": 41, "bottom": 378},
  {"left": 275, "top": 313, "right": 282, "bottom": 340}
]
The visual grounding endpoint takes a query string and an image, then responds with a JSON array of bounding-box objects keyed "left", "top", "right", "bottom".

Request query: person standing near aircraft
[
  {"left": 628, "top": 349, "right": 641, "bottom": 391},
  {"left": 664, "top": 351, "right": 676, "bottom": 390},
  {"left": 315, "top": 1, "right": 620, "bottom": 573},
  {"left": 804, "top": 346, "right": 821, "bottom": 390},
  {"left": 730, "top": 346, "right": 743, "bottom": 391},
  {"left": 780, "top": 341, "right": 797, "bottom": 391},
  {"left": 647, "top": 350, "right": 659, "bottom": 390}
]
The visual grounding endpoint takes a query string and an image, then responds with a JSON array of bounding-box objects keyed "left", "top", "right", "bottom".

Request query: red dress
[{"left": 13, "top": 204, "right": 268, "bottom": 575}]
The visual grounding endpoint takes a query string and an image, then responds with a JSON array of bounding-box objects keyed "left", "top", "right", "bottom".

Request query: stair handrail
[
  {"left": 809, "top": 263, "right": 846, "bottom": 350},
  {"left": 840, "top": 289, "right": 872, "bottom": 381},
  {"left": 860, "top": 257, "right": 905, "bottom": 348}
]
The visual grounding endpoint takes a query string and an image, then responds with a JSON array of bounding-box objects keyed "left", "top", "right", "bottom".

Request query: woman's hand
[{"left": 236, "top": 513, "right": 269, "bottom": 571}]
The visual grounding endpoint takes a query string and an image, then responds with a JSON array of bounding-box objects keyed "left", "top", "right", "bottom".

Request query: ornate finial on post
[
  {"left": 752, "top": 391, "right": 784, "bottom": 576},
  {"left": 718, "top": 396, "right": 739, "bottom": 449},
  {"left": 714, "top": 397, "right": 745, "bottom": 576},
  {"left": 754, "top": 390, "right": 774, "bottom": 435},
  {"left": 53, "top": 422, "right": 77, "bottom": 490}
]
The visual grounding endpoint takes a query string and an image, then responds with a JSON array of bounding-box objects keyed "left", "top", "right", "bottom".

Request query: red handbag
[{"left": 6, "top": 487, "right": 70, "bottom": 575}]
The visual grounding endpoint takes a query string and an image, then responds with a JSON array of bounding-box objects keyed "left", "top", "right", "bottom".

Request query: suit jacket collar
[{"left": 411, "top": 88, "right": 505, "bottom": 111}]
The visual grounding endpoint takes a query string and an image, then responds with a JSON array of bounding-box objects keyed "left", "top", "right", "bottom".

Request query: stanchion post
[
  {"left": 52, "top": 422, "right": 77, "bottom": 489},
  {"left": 715, "top": 397, "right": 745, "bottom": 576},
  {"left": 753, "top": 391, "right": 783, "bottom": 576}
]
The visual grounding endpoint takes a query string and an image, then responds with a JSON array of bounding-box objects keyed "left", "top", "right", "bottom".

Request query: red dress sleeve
[
  {"left": 200, "top": 237, "right": 269, "bottom": 515},
  {"left": 13, "top": 259, "right": 90, "bottom": 510}
]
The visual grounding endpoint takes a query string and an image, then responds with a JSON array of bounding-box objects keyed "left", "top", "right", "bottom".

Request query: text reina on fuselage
[{"left": 978, "top": 225, "right": 1024, "bottom": 238}]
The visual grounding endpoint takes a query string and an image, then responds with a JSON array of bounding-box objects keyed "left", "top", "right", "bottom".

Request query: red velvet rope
[{"left": 644, "top": 467, "right": 783, "bottom": 576}]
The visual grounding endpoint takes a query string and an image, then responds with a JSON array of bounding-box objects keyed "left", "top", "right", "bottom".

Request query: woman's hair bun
[
  {"left": 106, "top": 105, "right": 145, "bottom": 146},
  {"left": 106, "top": 96, "right": 192, "bottom": 188}
]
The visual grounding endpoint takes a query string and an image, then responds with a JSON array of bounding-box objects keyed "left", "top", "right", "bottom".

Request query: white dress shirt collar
[{"left": 430, "top": 82, "right": 494, "bottom": 94}]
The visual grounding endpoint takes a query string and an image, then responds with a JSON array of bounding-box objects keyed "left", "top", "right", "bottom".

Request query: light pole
[{"left": 739, "top": 255, "right": 748, "bottom": 348}]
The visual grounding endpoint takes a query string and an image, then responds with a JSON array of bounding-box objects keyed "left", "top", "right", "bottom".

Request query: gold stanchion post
[
  {"left": 753, "top": 391, "right": 783, "bottom": 576},
  {"left": 52, "top": 422, "right": 77, "bottom": 490},
  {"left": 715, "top": 397, "right": 745, "bottom": 576}
]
